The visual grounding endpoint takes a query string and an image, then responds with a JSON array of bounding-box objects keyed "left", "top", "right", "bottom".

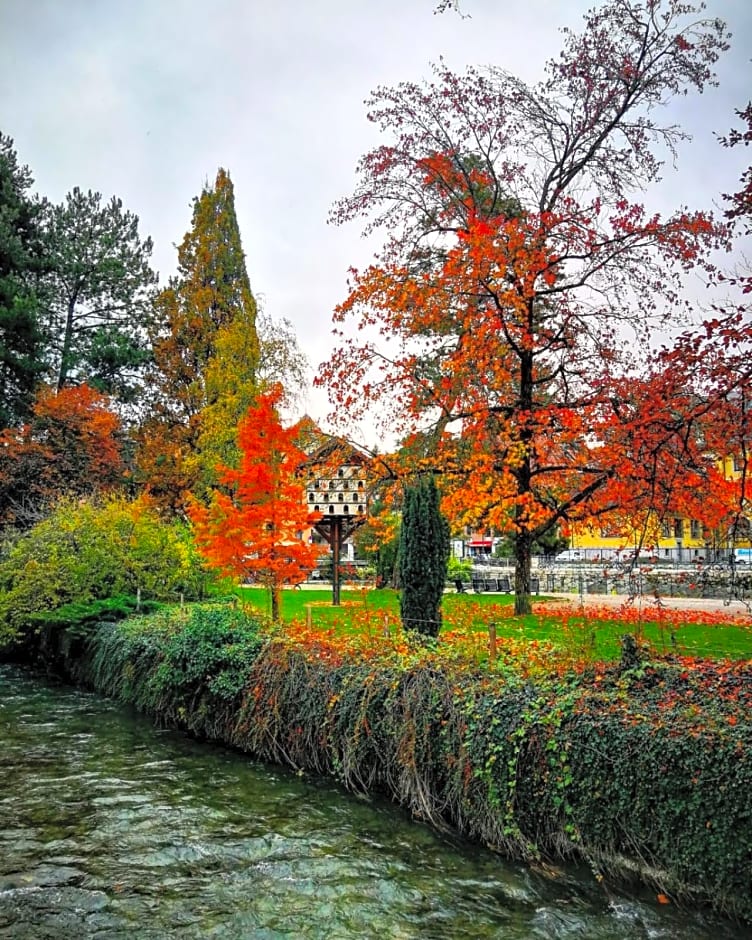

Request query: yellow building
[{"left": 568, "top": 516, "right": 710, "bottom": 564}]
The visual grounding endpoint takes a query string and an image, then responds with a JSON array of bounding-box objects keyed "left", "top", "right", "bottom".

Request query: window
[
  {"left": 673, "top": 519, "right": 684, "bottom": 539},
  {"left": 690, "top": 520, "right": 701, "bottom": 539},
  {"left": 660, "top": 521, "right": 670, "bottom": 539}
]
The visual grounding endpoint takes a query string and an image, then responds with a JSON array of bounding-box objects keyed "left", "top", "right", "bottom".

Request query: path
[{"left": 543, "top": 592, "right": 752, "bottom": 617}]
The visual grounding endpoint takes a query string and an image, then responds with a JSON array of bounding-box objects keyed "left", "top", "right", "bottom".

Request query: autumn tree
[
  {"left": 591, "top": 358, "right": 741, "bottom": 550},
  {"left": 188, "top": 388, "right": 322, "bottom": 622},
  {"left": 640, "top": 111, "right": 752, "bottom": 552},
  {"left": 721, "top": 102, "right": 752, "bottom": 243},
  {"left": 594, "top": 98, "right": 752, "bottom": 560},
  {"left": 0, "top": 133, "right": 46, "bottom": 427},
  {"left": 318, "top": 0, "right": 728, "bottom": 613},
  {"left": 137, "top": 168, "right": 259, "bottom": 513},
  {"left": 354, "top": 503, "right": 401, "bottom": 587},
  {"left": 0, "top": 384, "right": 123, "bottom": 527},
  {"left": 398, "top": 475, "right": 450, "bottom": 637},
  {"left": 39, "top": 187, "right": 157, "bottom": 400}
]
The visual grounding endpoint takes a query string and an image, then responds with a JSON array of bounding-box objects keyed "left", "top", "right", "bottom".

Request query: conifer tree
[
  {"left": 138, "top": 168, "right": 259, "bottom": 512},
  {"left": 398, "top": 475, "right": 450, "bottom": 637},
  {"left": 188, "top": 388, "right": 322, "bottom": 622},
  {"left": 0, "top": 133, "right": 46, "bottom": 427},
  {"left": 40, "top": 187, "right": 156, "bottom": 399}
]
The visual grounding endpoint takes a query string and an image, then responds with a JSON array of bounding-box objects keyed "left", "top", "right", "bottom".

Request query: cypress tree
[
  {"left": 398, "top": 475, "right": 450, "bottom": 638},
  {"left": 138, "top": 168, "right": 260, "bottom": 511}
]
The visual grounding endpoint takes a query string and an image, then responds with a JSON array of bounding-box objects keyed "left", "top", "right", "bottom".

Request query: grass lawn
[{"left": 235, "top": 585, "right": 752, "bottom": 663}]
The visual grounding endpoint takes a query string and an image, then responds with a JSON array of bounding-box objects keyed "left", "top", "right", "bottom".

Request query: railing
[{"left": 450, "top": 562, "right": 752, "bottom": 601}]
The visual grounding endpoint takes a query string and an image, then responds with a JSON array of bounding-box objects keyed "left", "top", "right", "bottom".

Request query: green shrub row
[{"left": 10, "top": 607, "right": 752, "bottom": 923}]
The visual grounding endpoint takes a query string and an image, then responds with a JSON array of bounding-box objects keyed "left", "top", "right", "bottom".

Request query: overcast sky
[{"left": 2, "top": 1, "right": 751, "bottom": 443}]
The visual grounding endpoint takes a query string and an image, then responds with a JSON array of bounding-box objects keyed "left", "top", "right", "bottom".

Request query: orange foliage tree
[
  {"left": 188, "top": 388, "right": 323, "bottom": 621},
  {"left": 0, "top": 384, "right": 123, "bottom": 527},
  {"left": 317, "top": 1, "right": 730, "bottom": 613}
]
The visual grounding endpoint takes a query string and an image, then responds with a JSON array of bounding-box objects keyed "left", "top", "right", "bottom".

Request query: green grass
[{"left": 234, "top": 585, "right": 752, "bottom": 662}]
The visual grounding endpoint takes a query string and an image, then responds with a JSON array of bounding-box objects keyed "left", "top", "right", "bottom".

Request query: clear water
[{"left": 0, "top": 664, "right": 748, "bottom": 939}]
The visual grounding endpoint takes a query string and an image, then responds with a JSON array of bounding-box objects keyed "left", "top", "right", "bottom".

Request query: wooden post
[
  {"left": 332, "top": 516, "right": 342, "bottom": 607},
  {"left": 306, "top": 605, "right": 312, "bottom": 629},
  {"left": 488, "top": 622, "right": 497, "bottom": 666},
  {"left": 383, "top": 613, "right": 390, "bottom": 637}
]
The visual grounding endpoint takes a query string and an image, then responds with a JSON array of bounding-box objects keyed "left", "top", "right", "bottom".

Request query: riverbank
[
  {"left": 6, "top": 662, "right": 744, "bottom": 940},
  {"left": 5, "top": 602, "right": 752, "bottom": 925}
]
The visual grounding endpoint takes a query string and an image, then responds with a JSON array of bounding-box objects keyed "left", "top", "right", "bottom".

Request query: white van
[{"left": 732, "top": 548, "right": 752, "bottom": 565}]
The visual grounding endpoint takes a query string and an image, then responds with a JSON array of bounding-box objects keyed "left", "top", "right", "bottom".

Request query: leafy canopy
[{"left": 318, "top": 0, "right": 730, "bottom": 613}]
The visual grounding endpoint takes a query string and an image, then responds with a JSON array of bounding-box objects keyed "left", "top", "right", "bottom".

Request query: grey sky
[{"left": 2, "top": 1, "right": 750, "bottom": 442}]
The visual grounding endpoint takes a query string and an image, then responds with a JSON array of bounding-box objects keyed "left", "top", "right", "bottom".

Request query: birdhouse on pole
[{"left": 303, "top": 437, "right": 371, "bottom": 606}]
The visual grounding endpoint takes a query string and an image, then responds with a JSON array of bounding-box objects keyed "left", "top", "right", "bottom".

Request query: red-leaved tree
[
  {"left": 0, "top": 384, "right": 123, "bottom": 527},
  {"left": 188, "top": 388, "right": 323, "bottom": 621},
  {"left": 317, "top": 0, "right": 730, "bottom": 613}
]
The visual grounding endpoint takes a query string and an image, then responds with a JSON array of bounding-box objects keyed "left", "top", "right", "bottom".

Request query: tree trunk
[
  {"left": 514, "top": 530, "right": 533, "bottom": 615},
  {"left": 57, "top": 291, "right": 77, "bottom": 390},
  {"left": 270, "top": 583, "right": 281, "bottom": 623},
  {"left": 514, "top": 319, "right": 535, "bottom": 616}
]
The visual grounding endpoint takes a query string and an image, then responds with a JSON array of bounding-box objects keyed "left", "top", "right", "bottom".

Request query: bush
[
  {"left": 24, "top": 595, "right": 162, "bottom": 672},
  {"left": 88, "top": 604, "right": 265, "bottom": 736},
  {"left": 447, "top": 556, "right": 473, "bottom": 583},
  {"left": 0, "top": 494, "right": 215, "bottom": 650}
]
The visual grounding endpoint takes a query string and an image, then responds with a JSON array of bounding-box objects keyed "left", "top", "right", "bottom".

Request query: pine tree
[
  {"left": 39, "top": 187, "right": 156, "bottom": 399},
  {"left": 398, "top": 475, "right": 450, "bottom": 637},
  {"left": 138, "top": 168, "right": 259, "bottom": 512},
  {"left": 0, "top": 133, "right": 46, "bottom": 427}
]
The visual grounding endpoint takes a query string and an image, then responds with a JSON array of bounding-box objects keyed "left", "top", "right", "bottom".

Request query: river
[{"left": 0, "top": 664, "right": 748, "bottom": 939}]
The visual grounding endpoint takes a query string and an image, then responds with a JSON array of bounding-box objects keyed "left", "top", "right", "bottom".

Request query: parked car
[{"left": 732, "top": 548, "right": 752, "bottom": 565}]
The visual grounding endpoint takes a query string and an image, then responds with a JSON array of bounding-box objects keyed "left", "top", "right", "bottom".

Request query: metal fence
[{"left": 455, "top": 564, "right": 752, "bottom": 602}]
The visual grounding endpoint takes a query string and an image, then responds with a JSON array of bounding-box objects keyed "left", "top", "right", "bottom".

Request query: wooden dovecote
[
  {"left": 301, "top": 435, "right": 372, "bottom": 605},
  {"left": 303, "top": 437, "right": 371, "bottom": 523}
]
